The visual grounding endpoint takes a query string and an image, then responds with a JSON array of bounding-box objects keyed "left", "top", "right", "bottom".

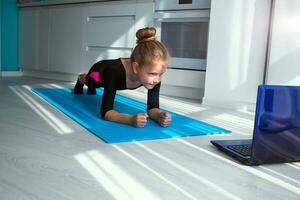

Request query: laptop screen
[{"left": 251, "top": 85, "right": 300, "bottom": 164}]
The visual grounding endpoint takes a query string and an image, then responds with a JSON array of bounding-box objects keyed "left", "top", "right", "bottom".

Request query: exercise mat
[{"left": 32, "top": 88, "right": 230, "bottom": 143}]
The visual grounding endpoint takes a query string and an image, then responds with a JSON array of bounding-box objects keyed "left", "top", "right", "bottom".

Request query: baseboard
[
  {"left": 22, "top": 69, "right": 77, "bottom": 82},
  {"left": 0, "top": 71, "right": 23, "bottom": 76}
]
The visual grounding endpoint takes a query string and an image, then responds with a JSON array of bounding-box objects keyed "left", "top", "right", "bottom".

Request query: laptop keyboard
[{"left": 228, "top": 145, "right": 252, "bottom": 157}]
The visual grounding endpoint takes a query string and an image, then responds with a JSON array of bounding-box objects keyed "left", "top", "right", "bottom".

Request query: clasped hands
[{"left": 132, "top": 112, "right": 171, "bottom": 128}]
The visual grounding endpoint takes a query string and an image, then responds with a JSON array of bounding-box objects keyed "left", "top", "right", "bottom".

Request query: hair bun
[{"left": 136, "top": 27, "right": 156, "bottom": 44}]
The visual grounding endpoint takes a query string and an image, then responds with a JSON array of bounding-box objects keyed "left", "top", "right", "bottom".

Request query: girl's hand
[
  {"left": 158, "top": 112, "right": 171, "bottom": 127},
  {"left": 132, "top": 113, "right": 148, "bottom": 128}
]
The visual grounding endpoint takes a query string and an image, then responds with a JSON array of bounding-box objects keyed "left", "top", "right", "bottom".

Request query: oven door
[{"left": 154, "top": 10, "right": 210, "bottom": 71}]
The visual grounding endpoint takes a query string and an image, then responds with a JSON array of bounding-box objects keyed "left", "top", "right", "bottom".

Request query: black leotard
[{"left": 84, "top": 58, "right": 160, "bottom": 118}]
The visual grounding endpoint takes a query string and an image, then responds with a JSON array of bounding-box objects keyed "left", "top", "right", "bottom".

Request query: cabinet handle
[{"left": 87, "top": 15, "right": 135, "bottom": 22}]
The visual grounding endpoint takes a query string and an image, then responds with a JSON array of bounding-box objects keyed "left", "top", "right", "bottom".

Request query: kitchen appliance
[{"left": 154, "top": 0, "right": 211, "bottom": 71}]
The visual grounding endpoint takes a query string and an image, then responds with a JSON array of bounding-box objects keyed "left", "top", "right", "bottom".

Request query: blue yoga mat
[{"left": 32, "top": 88, "right": 230, "bottom": 143}]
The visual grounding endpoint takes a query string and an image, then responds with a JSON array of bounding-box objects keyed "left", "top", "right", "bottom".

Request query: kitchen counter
[{"left": 17, "top": 0, "right": 123, "bottom": 7}]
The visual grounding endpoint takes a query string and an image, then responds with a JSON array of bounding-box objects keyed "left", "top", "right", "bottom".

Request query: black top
[{"left": 85, "top": 58, "right": 160, "bottom": 118}]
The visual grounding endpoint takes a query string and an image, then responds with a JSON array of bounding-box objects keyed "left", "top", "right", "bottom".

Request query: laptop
[{"left": 211, "top": 85, "right": 300, "bottom": 165}]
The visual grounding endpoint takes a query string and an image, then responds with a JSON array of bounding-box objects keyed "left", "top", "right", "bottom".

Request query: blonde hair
[{"left": 130, "top": 27, "right": 169, "bottom": 67}]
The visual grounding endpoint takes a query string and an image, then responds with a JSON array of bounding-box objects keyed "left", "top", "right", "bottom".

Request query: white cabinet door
[
  {"left": 38, "top": 8, "right": 50, "bottom": 71},
  {"left": 19, "top": 8, "right": 39, "bottom": 70},
  {"left": 49, "top": 5, "right": 84, "bottom": 74},
  {"left": 83, "top": 1, "right": 153, "bottom": 69},
  {"left": 87, "top": 15, "right": 135, "bottom": 48},
  {"left": 19, "top": 7, "right": 50, "bottom": 71}
]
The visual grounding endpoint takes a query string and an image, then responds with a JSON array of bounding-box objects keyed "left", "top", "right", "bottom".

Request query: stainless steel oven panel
[
  {"left": 155, "top": 0, "right": 211, "bottom": 11},
  {"left": 154, "top": 10, "right": 209, "bottom": 71}
]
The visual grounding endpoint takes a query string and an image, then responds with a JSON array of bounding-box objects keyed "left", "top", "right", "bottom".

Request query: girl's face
[{"left": 133, "top": 60, "right": 168, "bottom": 90}]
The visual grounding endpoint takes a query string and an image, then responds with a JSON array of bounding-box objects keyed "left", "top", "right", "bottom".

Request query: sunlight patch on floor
[
  {"left": 74, "top": 150, "right": 160, "bottom": 200},
  {"left": 135, "top": 142, "right": 242, "bottom": 200},
  {"left": 9, "top": 85, "right": 73, "bottom": 134},
  {"left": 41, "top": 83, "right": 65, "bottom": 89},
  {"left": 212, "top": 113, "right": 253, "bottom": 128},
  {"left": 285, "top": 163, "right": 300, "bottom": 171},
  {"left": 113, "top": 145, "right": 199, "bottom": 200},
  {"left": 176, "top": 138, "right": 300, "bottom": 196},
  {"left": 259, "top": 166, "right": 300, "bottom": 185}
]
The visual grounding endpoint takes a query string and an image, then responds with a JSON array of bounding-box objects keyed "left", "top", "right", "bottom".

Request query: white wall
[
  {"left": 203, "top": 0, "right": 271, "bottom": 111},
  {"left": 266, "top": 0, "right": 300, "bottom": 85}
]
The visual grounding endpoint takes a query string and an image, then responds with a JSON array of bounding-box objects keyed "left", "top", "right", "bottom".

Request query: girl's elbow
[{"left": 102, "top": 109, "right": 114, "bottom": 120}]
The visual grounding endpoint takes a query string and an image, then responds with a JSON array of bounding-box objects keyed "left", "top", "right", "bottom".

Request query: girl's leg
[
  {"left": 87, "top": 86, "right": 96, "bottom": 95},
  {"left": 73, "top": 74, "right": 85, "bottom": 94},
  {"left": 86, "top": 72, "right": 100, "bottom": 95},
  {"left": 74, "top": 72, "right": 100, "bottom": 95}
]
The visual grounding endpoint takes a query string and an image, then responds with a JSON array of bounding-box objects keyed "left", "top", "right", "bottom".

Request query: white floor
[{"left": 0, "top": 76, "right": 299, "bottom": 200}]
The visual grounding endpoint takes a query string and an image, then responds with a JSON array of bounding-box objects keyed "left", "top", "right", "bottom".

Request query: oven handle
[{"left": 154, "top": 10, "right": 210, "bottom": 20}]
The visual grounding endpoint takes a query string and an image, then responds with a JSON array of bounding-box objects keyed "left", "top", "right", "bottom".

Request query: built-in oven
[{"left": 154, "top": 0, "right": 210, "bottom": 71}]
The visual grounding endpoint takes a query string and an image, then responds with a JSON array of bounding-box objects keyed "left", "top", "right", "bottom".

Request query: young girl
[{"left": 74, "top": 27, "right": 171, "bottom": 128}]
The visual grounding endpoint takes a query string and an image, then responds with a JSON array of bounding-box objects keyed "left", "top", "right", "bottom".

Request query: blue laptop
[{"left": 211, "top": 85, "right": 300, "bottom": 165}]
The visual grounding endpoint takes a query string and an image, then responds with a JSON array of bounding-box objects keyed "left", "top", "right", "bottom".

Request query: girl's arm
[
  {"left": 105, "top": 109, "right": 148, "bottom": 128},
  {"left": 148, "top": 108, "right": 171, "bottom": 127},
  {"left": 147, "top": 83, "right": 171, "bottom": 127},
  {"left": 148, "top": 108, "right": 160, "bottom": 121}
]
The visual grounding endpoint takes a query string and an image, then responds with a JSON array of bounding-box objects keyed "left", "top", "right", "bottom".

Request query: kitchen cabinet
[
  {"left": 19, "top": 8, "right": 39, "bottom": 70},
  {"left": 38, "top": 8, "right": 50, "bottom": 72},
  {"left": 83, "top": 1, "right": 153, "bottom": 69},
  {"left": 20, "top": 5, "right": 85, "bottom": 74},
  {"left": 19, "top": 7, "right": 50, "bottom": 71},
  {"left": 49, "top": 5, "right": 84, "bottom": 73},
  {"left": 161, "top": 69, "right": 206, "bottom": 100},
  {"left": 19, "top": 0, "right": 154, "bottom": 75}
]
